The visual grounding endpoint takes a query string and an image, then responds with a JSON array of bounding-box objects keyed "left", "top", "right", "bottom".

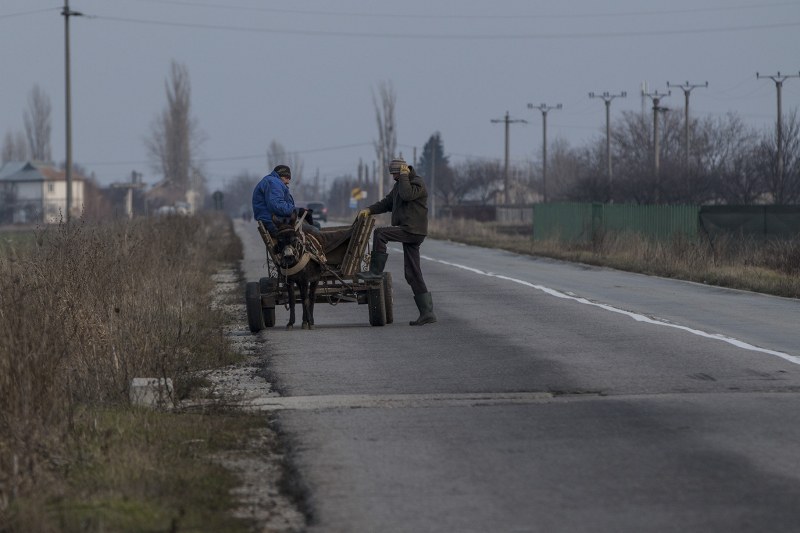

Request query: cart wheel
[
  {"left": 263, "top": 306, "right": 276, "bottom": 327},
  {"left": 367, "top": 286, "right": 386, "bottom": 326},
  {"left": 246, "top": 281, "right": 265, "bottom": 333},
  {"left": 260, "top": 277, "right": 278, "bottom": 328},
  {"left": 382, "top": 272, "right": 394, "bottom": 324},
  {"left": 259, "top": 276, "right": 278, "bottom": 294}
]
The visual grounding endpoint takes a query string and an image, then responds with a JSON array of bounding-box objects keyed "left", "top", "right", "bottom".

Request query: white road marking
[{"left": 417, "top": 252, "right": 800, "bottom": 366}]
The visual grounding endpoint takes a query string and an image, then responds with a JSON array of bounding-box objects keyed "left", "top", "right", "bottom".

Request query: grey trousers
[{"left": 372, "top": 226, "right": 428, "bottom": 295}]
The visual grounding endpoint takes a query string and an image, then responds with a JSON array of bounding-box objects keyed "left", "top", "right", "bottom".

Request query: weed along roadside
[
  {"left": 0, "top": 213, "right": 304, "bottom": 532},
  {"left": 429, "top": 218, "right": 800, "bottom": 299}
]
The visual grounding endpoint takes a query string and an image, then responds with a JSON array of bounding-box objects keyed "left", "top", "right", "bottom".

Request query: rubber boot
[
  {"left": 410, "top": 292, "right": 437, "bottom": 326},
  {"left": 357, "top": 251, "right": 388, "bottom": 281}
]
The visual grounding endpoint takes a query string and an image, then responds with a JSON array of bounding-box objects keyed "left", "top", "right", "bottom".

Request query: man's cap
[
  {"left": 273, "top": 165, "right": 291, "bottom": 179},
  {"left": 389, "top": 158, "right": 409, "bottom": 175}
]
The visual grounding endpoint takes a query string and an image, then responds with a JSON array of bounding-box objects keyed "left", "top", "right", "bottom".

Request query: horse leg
[
  {"left": 287, "top": 281, "right": 297, "bottom": 329},
  {"left": 300, "top": 280, "right": 311, "bottom": 330},
  {"left": 308, "top": 280, "right": 318, "bottom": 329}
]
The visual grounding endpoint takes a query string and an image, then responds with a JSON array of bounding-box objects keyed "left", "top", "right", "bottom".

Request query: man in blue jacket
[{"left": 252, "top": 165, "right": 297, "bottom": 235}]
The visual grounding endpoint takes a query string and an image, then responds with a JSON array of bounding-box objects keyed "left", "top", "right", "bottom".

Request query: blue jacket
[{"left": 252, "top": 171, "right": 295, "bottom": 234}]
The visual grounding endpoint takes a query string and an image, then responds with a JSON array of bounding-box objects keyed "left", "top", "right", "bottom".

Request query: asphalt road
[{"left": 235, "top": 219, "right": 800, "bottom": 533}]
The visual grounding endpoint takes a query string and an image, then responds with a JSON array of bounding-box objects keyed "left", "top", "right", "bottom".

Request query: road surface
[{"left": 235, "top": 219, "right": 800, "bottom": 533}]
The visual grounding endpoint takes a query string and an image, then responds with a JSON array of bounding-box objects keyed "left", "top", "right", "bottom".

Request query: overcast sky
[{"left": 1, "top": 0, "right": 799, "bottom": 194}]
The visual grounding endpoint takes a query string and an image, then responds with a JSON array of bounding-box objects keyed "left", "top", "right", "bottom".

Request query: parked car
[{"left": 306, "top": 201, "right": 328, "bottom": 222}]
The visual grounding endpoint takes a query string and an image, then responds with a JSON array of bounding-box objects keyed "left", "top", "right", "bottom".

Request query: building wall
[{"left": 43, "top": 180, "right": 85, "bottom": 222}]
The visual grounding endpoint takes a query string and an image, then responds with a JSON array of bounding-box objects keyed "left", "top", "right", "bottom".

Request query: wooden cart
[{"left": 245, "top": 215, "right": 393, "bottom": 332}]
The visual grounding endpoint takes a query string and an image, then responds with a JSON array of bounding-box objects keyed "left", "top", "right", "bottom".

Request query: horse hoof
[
  {"left": 286, "top": 324, "right": 293, "bottom": 330},
  {"left": 302, "top": 322, "right": 309, "bottom": 330}
]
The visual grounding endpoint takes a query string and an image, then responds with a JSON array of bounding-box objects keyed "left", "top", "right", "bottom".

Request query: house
[{"left": 0, "top": 161, "right": 85, "bottom": 223}]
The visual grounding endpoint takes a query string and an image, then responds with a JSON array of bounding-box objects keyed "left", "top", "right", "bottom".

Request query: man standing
[{"left": 357, "top": 157, "right": 437, "bottom": 326}]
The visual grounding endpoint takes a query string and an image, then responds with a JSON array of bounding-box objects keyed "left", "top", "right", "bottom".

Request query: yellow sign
[{"left": 351, "top": 187, "right": 361, "bottom": 198}]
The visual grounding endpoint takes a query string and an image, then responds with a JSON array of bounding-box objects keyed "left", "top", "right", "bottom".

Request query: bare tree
[
  {"left": 23, "top": 84, "right": 52, "bottom": 163},
  {"left": 222, "top": 171, "right": 260, "bottom": 218},
  {"left": 450, "top": 159, "right": 504, "bottom": 205},
  {"left": 267, "top": 140, "right": 304, "bottom": 183},
  {"left": 541, "top": 138, "right": 589, "bottom": 202},
  {"left": 145, "top": 61, "right": 205, "bottom": 193},
  {"left": 695, "top": 113, "right": 763, "bottom": 204},
  {"left": 2, "top": 131, "right": 28, "bottom": 163},
  {"left": 756, "top": 110, "right": 800, "bottom": 204},
  {"left": 372, "top": 81, "right": 397, "bottom": 195},
  {"left": 609, "top": 110, "right": 683, "bottom": 203}
]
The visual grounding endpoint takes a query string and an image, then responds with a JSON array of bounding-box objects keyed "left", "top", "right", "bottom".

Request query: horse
[{"left": 272, "top": 211, "right": 323, "bottom": 330}]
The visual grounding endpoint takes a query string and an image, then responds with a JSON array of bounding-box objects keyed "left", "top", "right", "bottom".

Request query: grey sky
[{"left": 1, "top": 0, "right": 799, "bottom": 193}]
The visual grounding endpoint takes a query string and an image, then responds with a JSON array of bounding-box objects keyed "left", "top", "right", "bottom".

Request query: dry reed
[
  {"left": 0, "top": 212, "right": 242, "bottom": 526},
  {"left": 429, "top": 218, "right": 800, "bottom": 298}
]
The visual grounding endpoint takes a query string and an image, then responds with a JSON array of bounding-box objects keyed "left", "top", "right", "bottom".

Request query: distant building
[{"left": 0, "top": 161, "right": 85, "bottom": 223}]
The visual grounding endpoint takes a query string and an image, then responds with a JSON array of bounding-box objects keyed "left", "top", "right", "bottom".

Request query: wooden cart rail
[{"left": 256, "top": 215, "right": 375, "bottom": 276}]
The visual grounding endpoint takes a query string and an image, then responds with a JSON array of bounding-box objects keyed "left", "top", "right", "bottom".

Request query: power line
[
  {"left": 91, "top": 14, "right": 800, "bottom": 40},
  {"left": 85, "top": 142, "right": 375, "bottom": 167},
  {"left": 0, "top": 7, "right": 59, "bottom": 20},
  {"left": 119, "top": 0, "right": 800, "bottom": 21}
]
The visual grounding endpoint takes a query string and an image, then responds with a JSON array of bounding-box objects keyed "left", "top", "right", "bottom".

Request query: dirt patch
[{"left": 206, "top": 268, "right": 307, "bottom": 532}]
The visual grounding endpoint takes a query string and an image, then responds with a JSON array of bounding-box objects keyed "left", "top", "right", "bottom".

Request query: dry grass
[
  {"left": 0, "top": 212, "right": 259, "bottom": 531},
  {"left": 429, "top": 218, "right": 800, "bottom": 299}
]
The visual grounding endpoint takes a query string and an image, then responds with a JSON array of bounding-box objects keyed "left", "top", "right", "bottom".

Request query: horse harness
[{"left": 274, "top": 222, "right": 326, "bottom": 277}]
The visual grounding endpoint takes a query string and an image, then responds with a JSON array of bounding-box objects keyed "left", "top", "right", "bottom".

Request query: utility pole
[
  {"left": 62, "top": 0, "right": 82, "bottom": 223},
  {"left": 430, "top": 142, "right": 436, "bottom": 220},
  {"left": 643, "top": 89, "right": 671, "bottom": 203},
  {"left": 111, "top": 171, "right": 144, "bottom": 219},
  {"left": 527, "top": 103, "right": 561, "bottom": 204},
  {"left": 491, "top": 111, "right": 527, "bottom": 205},
  {"left": 757, "top": 71, "right": 800, "bottom": 192},
  {"left": 589, "top": 91, "right": 626, "bottom": 201},
  {"left": 667, "top": 81, "right": 708, "bottom": 176}
]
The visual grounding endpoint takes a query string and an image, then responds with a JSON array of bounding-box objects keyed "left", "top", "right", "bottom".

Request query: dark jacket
[
  {"left": 252, "top": 170, "right": 295, "bottom": 234},
  {"left": 367, "top": 166, "right": 428, "bottom": 235}
]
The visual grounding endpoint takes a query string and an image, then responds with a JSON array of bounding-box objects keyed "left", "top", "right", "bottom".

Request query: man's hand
[{"left": 358, "top": 208, "right": 371, "bottom": 218}]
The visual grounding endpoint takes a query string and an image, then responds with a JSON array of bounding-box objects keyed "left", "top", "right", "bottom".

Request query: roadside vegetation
[
  {"left": 1, "top": 209, "right": 795, "bottom": 531},
  {"left": 0, "top": 213, "right": 275, "bottom": 532},
  {"left": 430, "top": 218, "right": 800, "bottom": 299}
]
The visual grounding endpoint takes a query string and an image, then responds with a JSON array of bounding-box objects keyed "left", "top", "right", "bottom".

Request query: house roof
[{"left": 0, "top": 161, "right": 84, "bottom": 183}]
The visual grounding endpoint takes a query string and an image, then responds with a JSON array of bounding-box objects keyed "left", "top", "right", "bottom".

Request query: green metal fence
[
  {"left": 700, "top": 205, "right": 800, "bottom": 239},
  {"left": 533, "top": 203, "right": 700, "bottom": 242}
]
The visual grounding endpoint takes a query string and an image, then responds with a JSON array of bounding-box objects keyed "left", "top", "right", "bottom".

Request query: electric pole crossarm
[{"left": 490, "top": 111, "right": 527, "bottom": 205}]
